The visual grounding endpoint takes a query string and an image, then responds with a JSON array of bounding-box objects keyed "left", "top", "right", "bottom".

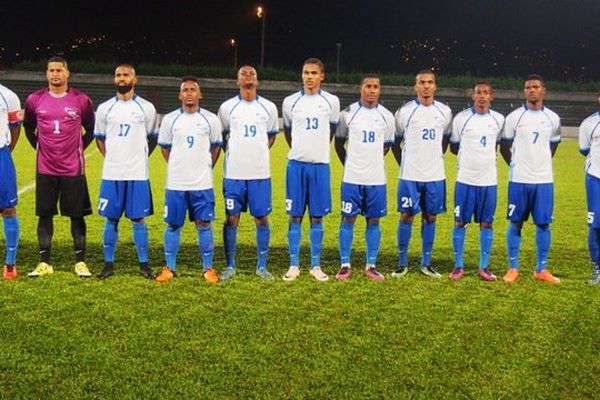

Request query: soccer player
[
  {"left": 24, "top": 56, "right": 95, "bottom": 278},
  {"left": 0, "top": 83, "right": 22, "bottom": 279},
  {"left": 500, "top": 74, "right": 561, "bottom": 283},
  {"left": 392, "top": 69, "right": 452, "bottom": 279},
  {"left": 94, "top": 64, "right": 157, "bottom": 280},
  {"left": 334, "top": 75, "right": 394, "bottom": 281},
  {"left": 578, "top": 89, "right": 600, "bottom": 285},
  {"left": 155, "top": 76, "right": 222, "bottom": 283},
  {"left": 282, "top": 57, "right": 340, "bottom": 282},
  {"left": 218, "top": 65, "right": 279, "bottom": 281},
  {"left": 449, "top": 81, "right": 505, "bottom": 281}
]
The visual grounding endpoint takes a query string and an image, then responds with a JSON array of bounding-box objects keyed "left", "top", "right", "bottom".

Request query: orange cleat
[
  {"left": 532, "top": 269, "right": 560, "bottom": 284},
  {"left": 3, "top": 264, "right": 17, "bottom": 280},
  {"left": 155, "top": 266, "right": 175, "bottom": 283},
  {"left": 203, "top": 267, "right": 219, "bottom": 284},
  {"left": 503, "top": 268, "right": 519, "bottom": 283}
]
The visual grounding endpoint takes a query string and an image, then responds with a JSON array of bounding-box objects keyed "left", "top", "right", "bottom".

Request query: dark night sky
[{"left": 3, "top": 0, "right": 600, "bottom": 79}]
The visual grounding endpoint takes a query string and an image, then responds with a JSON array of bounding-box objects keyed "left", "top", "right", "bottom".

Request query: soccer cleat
[
  {"left": 478, "top": 268, "right": 497, "bottom": 281},
  {"left": 391, "top": 265, "right": 409, "bottom": 278},
  {"left": 589, "top": 267, "right": 600, "bottom": 285},
  {"left": 420, "top": 266, "right": 442, "bottom": 279},
  {"left": 203, "top": 267, "right": 219, "bottom": 283},
  {"left": 283, "top": 266, "right": 300, "bottom": 281},
  {"left": 219, "top": 267, "right": 236, "bottom": 281},
  {"left": 532, "top": 269, "right": 560, "bottom": 284},
  {"left": 449, "top": 268, "right": 465, "bottom": 281},
  {"left": 74, "top": 261, "right": 92, "bottom": 278},
  {"left": 28, "top": 262, "right": 54, "bottom": 278},
  {"left": 156, "top": 266, "right": 175, "bottom": 283},
  {"left": 139, "top": 266, "right": 156, "bottom": 280},
  {"left": 310, "top": 266, "right": 329, "bottom": 282},
  {"left": 97, "top": 265, "right": 114, "bottom": 280},
  {"left": 3, "top": 264, "right": 17, "bottom": 280},
  {"left": 502, "top": 268, "right": 519, "bottom": 283},
  {"left": 364, "top": 265, "right": 385, "bottom": 281},
  {"left": 335, "top": 264, "right": 352, "bottom": 280},
  {"left": 256, "top": 268, "right": 274, "bottom": 281}
]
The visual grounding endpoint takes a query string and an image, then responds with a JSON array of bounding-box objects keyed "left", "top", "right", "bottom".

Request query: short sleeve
[
  {"left": 336, "top": 110, "right": 348, "bottom": 139},
  {"left": 158, "top": 113, "right": 173, "bottom": 147},
  {"left": 217, "top": 103, "right": 230, "bottom": 133},
  {"left": 267, "top": 102, "right": 279, "bottom": 136}
]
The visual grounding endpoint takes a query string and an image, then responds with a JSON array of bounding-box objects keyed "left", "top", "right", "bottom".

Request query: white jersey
[
  {"left": 579, "top": 111, "right": 600, "bottom": 179},
  {"left": 158, "top": 108, "right": 222, "bottom": 191},
  {"left": 450, "top": 107, "right": 505, "bottom": 186},
  {"left": 0, "top": 84, "right": 21, "bottom": 148},
  {"left": 337, "top": 101, "right": 395, "bottom": 185},
  {"left": 95, "top": 95, "right": 157, "bottom": 181},
  {"left": 282, "top": 89, "right": 340, "bottom": 164},
  {"left": 395, "top": 99, "right": 452, "bottom": 182},
  {"left": 218, "top": 95, "right": 279, "bottom": 180},
  {"left": 502, "top": 105, "right": 561, "bottom": 184}
]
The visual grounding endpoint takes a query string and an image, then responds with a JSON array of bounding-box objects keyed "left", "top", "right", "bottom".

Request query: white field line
[{"left": 17, "top": 151, "right": 97, "bottom": 195}]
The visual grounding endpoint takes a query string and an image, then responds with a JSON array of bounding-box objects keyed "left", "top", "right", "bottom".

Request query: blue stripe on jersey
[
  {"left": 289, "top": 92, "right": 303, "bottom": 114},
  {"left": 197, "top": 109, "right": 212, "bottom": 132},
  {"left": 512, "top": 107, "right": 528, "bottom": 137},
  {"left": 403, "top": 102, "right": 420, "bottom": 133},
  {"left": 94, "top": 133, "right": 106, "bottom": 140},
  {"left": 432, "top": 101, "right": 448, "bottom": 120},
  {"left": 211, "top": 141, "right": 223, "bottom": 147},
  {"left": 256, "top": 97, "right": 272, "bottom": 118},
  {"left": 376, "top": 104, "right": 390, "bottom": 126},
  {"left": 318, "top": 92, "right": 333, "bottom": 111},
  {"left": 229, "top": 98, "right": 243, "bottom": 116},
  {"left": 158, "top": 142, "right": 172, "bottom": 148},
  {"left": 458, "top": 110, "right": 476, "bottom": 141},
  {"left": 104, "top": 97, "right": 119, "bottom": 125},
  {"left": 267, "top": 130, "right": 278, "bottom": 136},
  {"left": 347, "top": 103, "right": 363, "bottom": 126},
  {"left": 489, "top": 110, "right": 503, "bottom": 130},
  {"left": 588, "top": 120, "right": 600, "bottom": 143},
  {"left": 0, "top": 90, "right": 8, "bottom": 111}
]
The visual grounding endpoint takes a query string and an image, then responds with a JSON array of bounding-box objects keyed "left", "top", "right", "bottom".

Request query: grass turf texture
[{"left": 1, "top": 135, "right": 599, "bottom": 399}]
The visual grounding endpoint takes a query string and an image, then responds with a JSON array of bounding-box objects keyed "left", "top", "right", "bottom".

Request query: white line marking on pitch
[{"left": 17, "top": 151, "right": 97, "bottom": 195}]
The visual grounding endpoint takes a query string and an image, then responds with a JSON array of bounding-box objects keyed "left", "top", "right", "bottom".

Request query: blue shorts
[
  {"left": 586, "top": 174, "right": 600, "bottom": 228},
  {"left": 341, "top": 183, "right": 387, "bottom": 218},
  {"left": 98, "top": 180, "right": 153, "bottom": 220},
  {"left": 454, "top": 182, "right": 497, "bottom": 224},
  {"left": 223, "top": 178, "right": 271, "bottom": 217},
  {"left": 507, "top": 182, "right": 553, "bottom": 224},
  {"left": 0, "top": 147, "right": 17, "bottom": 209},
  {"left": 164, "top": 189, "right": 215, "bottom": 226},
  {"left": 397, "top": 179, "right": 446, "bottom": 216},
  {"left": 286, "top": 160, "right": 331, "bottom": 217}
]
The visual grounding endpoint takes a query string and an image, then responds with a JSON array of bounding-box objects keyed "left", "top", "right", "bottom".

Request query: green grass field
[{"left": 1, "top": 134, "right": 599, "bottom": 399}]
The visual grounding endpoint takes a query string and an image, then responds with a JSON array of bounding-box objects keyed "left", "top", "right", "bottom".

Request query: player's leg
[
  {"left": 124, "top": 180, "right": 154, "bottom": 279},
  {"left": 157, "top": 189, "right": 187, "bottom": 282},
  {"left": 29, "top": 174, "right": 59, "bottom": 277},
  {"left": 531, "top": 183, "right": 559, "bottom": 283},
  {"left": 337, "top": 182, "right": 360, "bottom": 280},
  {"left": 419, "top": 180, "right": 445, "bottom": 278},
  {"left": 221, "top": 179, "right": 245, "bottom": 279},
  {"left": 307, "top": 163, "right": 331, "bottom": 282},
  {"left": 191, "top": 189, "right": 217, "bottom": 283},
  {"left": 394, "top": 179, "right": 419, "bottom": 278},
  {"left": 59, "top": 175, "right": 92, "bottom": 277},
  {"left": 450, "top": 182, "right": 473, "bottom": 280},
  {"left": 0, "top": 149, "right": 19, "bottom": 279},
  {"left": 503, "top": 182, "right": 528, "bottom": 282},
  {"left": 284, "top": 160, "right": 306, "bottom": 281},
  {"left": 586, "top": 174, "right": 600, "bottom": 284},
  {"left": 248, "top": 179, "right": 273, "bottom": 280},
  {"left": 477, "top": 185, "right": 497, "bottom": 281},
  {"left": 98, "top": 179, "right": 123, "bottom": 279},
  {"left": 363, "top": 184, "right": 386, "bottom": 281}
]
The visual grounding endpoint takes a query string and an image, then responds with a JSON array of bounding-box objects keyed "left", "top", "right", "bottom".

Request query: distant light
[
  {"left": 257, "top": 6, "right": 264, "bottom": 18},
  {"left": 230, "top": 38, "right": 236, "bottom": 47}
]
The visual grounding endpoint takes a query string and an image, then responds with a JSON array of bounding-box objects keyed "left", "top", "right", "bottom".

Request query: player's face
[
  {"left": 114, "top": 66, "right": 137, "bottom": 94},
  {"left": 360, "top": 78, "right": 381, "bottom": 107},
  {"left": 237, "top": 66, "right": 258, "bottom": 89},
  {"left": 472, "top": 84, "right": 493, "bottom": 112},
  {"left": 524, "top": 79, "right": 545, "bottom": 105},
  {"left": 414, "top": 73, "right": 437, "bottom": 101},
  {"left": 179, "top": 81, "right": 202, "bottom": 108},
  {"left": 302, "top": 63, "right": 324, "bottom": 92},
  {"left": 46, "top": 62, "right": 69, "bottom": 88}
]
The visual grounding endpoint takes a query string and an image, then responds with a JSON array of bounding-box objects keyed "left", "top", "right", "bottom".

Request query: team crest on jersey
[{"left": 64, "top": 107, "right": 80, "bottom": 119}]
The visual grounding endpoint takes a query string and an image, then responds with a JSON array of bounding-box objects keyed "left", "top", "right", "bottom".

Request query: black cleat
[
  {"left": 139, "top": 266, "right": 155, "bottom": 280},
  {"left": 97, "top": 265, "right": 114, "bottom": 280}
]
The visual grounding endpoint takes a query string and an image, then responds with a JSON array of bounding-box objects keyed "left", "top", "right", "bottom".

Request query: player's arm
[
  {"left": 96, "top": 138, "right": 106, "bottom": 157},
  {"left": 449, "top": 118, "right": 461, "bottom": 155},
  {"left": 8, "top": 109, "right": 22, "bottom": 151},
  {"left": 147, "top": 134, "right": 158, "bottom": 155},
  {"left": 550, "top": 120, "right": 561, "bottom": 158},
  {"left": 268, "top": 134, "right": 276, "bottom": 148},
  {"left": 392, "top": 136, "right": 402, "bottom": 166},
  {"left": 160, "top": 146, "right": 170, "bottom": 161},
  {"left": 500, "top": 139, "right": 512, "bottom": 165},
  {"left": 210, "top": 144, "right": 221, "bottom": 167},
  {"left": 284, "top": 125, "right": 292, "bottom": 147},
  {"left": 81, "top": 96, "right": 95, "bottom": 149},
  {"left": 335, "top": 110, "right": 349, "bottom": 164},
  {"left": 442, "top": 134, "right": 451, "bottom": 154},
  {"left": 579, "top": 120, "right": 591, "bottom": 156},
  {"left": 550, "top": 141, "right": 559, "bottom": 157},
  {"left": 23, "top": 100, "right": 38, "bottom": 149},
  {"left": 334, "top": 137, "right": 347, "bottom": 165}
]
